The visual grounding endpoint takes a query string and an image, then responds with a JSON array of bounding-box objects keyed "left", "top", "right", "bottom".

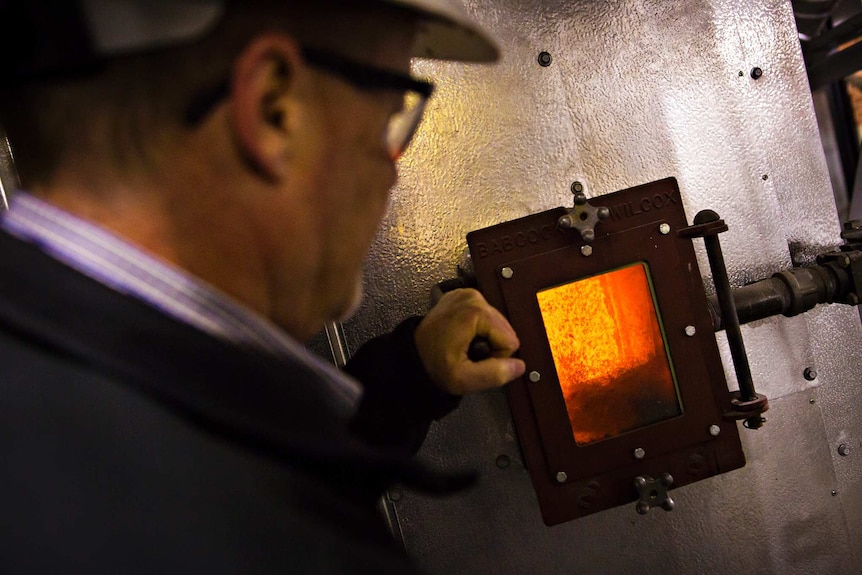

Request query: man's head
[
  {"left": 0, "top": 0, "right": 498, "bottom": 339},
  {"left": 0, "top": 0, "right": 497, "bottom": 184}
]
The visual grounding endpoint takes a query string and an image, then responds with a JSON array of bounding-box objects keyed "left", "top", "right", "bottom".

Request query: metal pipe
[{"left": 707, "top": 262, "right": 852, "bottom": 331}]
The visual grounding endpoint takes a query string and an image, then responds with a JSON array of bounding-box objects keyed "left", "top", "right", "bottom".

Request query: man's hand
[{"left": 414, "top": 288, "right": 526, "bottom": 396}]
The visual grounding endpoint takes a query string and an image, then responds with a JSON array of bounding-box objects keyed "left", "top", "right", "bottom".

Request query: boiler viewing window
[
  {"left": 536, "top": 262, "right": 682, "bottom": 445},
  {"left": 468, "top": 178, "right": 747, "bottom": 524}
]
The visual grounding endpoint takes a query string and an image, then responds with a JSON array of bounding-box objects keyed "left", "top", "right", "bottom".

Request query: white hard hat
[{"left": 79, "top": 0, "right": 499, "bottom": 63}]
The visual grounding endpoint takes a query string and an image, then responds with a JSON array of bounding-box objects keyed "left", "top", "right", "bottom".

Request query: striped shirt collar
[{"left": 0, "top": 191, "right": 361, "bottom": 413}]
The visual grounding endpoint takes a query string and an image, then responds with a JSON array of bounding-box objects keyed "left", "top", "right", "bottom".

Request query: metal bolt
[
  {"left": 501, "top": 267, "right": 514, "bottom": 279},
  {"left": 685, "top": 325, "right": 697, "bottom": 337},
  {"left": 709, "top": 424, "right": 721, "bottom": 437},
  {"left": 581, "top": 245, "right": 593, "bottom": 257},
  {"left": 571, "top": 181, "right": 584, "bottom": 194},
  {"left": 634, "top": 448, "right": 646, "bottom": 460},
  {"left": 556, "top": 471, "right": 568, "bottom": 483},
  {"left": 559, "top": 215, "right": 573, "bottom": 228},
  {"left": 838, "top": 444, "right": 851, "bottom": 457},
  {"left": 809, "top": 398, "right": 816, "bottom": 405},
  {"left": 538, "top": 51, "right": 553, "bottom": 67},
  {"left": 496, "top": 455, "right": 511, "bottom": 469},
  {"left": 804, "top": 367, "right": 817, "bottom": 381},
  {"left": 659, "top": 223, "right": 671, "bottom": 235},
  {"left": 388, "top": 488, "right": 403, "bottom": 502},
  {"left": 529, "top": 371, "right": 541, "bottom": 383},
  {"left": 750, "top": 66, "right": 763, "bottom": 79},
  {"left": 743, "top": 416, "right": 767, "bottom": 429}
]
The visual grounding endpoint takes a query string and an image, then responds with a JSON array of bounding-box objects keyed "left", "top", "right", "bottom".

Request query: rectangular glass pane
[{"left": 536, "top": 262, "right": 681, "bottom": 445}]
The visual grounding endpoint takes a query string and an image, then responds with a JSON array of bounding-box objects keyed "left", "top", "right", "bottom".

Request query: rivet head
[
  {"left": 659, "top": 223, "right": 671, "bottom": 235},
  {"left": 571, "top": 181, "right": 585, "bottom": 194},
  {"left": 709, "top": 424, "right": 721, "bottom": 437},
  {"left": 555, "top": 471, "right": 568, "bottom": 483},
  {"left": 388, "top": 488, "right": 403, "bottom": 502},
  {"left": 804, "top": 367, "right": 817, "bottom": 381},
  {"left": 685, "top": 325, "right": 697, "bottom": 337},
  {"left": 634, "top": 448, "right": 646, "bottom": 460},
  {"left": 538, "top": 51, "right": 553, "bottom": 67},
  {"left": 496, "top": 455, "right": 511, "bottom": 469},
  {"left": 501, "top": 267, "right": 514, "bottom": 279},
  {"left": 838, "top": 444, "right": 851, "bottom": 457},
  {"left": 750, "top": 66, "right": 763, "bottom": 79},
  {"left": 529, "top": 371, "right": 541, "bottom": 383},
  {"left": 581, "top": 245, "right": 593, "bottom": 257}
]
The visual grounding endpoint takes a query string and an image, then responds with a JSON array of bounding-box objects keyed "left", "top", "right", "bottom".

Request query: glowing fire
[{"left": 536, "top": 263, "right": 681, "bottom": 445}]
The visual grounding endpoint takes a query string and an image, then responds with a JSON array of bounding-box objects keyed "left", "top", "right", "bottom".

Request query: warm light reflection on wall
[{"left": 537, "top": 263, "right": 681, "bottom": 445}]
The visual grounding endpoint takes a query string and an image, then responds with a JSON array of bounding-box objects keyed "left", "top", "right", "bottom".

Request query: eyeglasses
[
  {"left": 302, "top": 47, "right": 434, "bottom": 160},
  {"left": 184, "top": 46, "right": 435, "bottom": 161}
]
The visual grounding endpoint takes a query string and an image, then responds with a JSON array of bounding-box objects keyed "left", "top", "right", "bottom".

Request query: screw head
[
  {"left": 838, "top": 444, "right": 851, "bottom": 457},
  {"left": 555, "top": 471, "right": 568, "bottom": 483},
  {"left": 571, "top": 181, "right": 584, "bottom": 194},
  {"left": 634, "top": 448, "right": 646, "bottom": 460},
  {"left": 659, "top": 223, "right": 671, "bottom": 235},
  {"left": 810, "top": 398, "right": 816, "bottom": 405},
  {"left": 804, "top": 367, "right": 817, "bottom": 381},
  {"left": 762, "top": 174, "right": 769, "bottom": 181},
  {"left": 750, "top": 66, "right": 763, "bottom": 79},
  {"left": 388, "top": 488, "right": 403, "bottom": 502},
  {"left": 496, "top": 455, "right": 511, "bottom": 469},
  {"left": 501, "top": 267, "right": 514, "bottom": 279},
  {"left": 685, "top": 325, "right": 697, "bottom": 337},
  {"left": 538, "top": 51, "right": 553, "bottom": 67},
  {"left": 529, "top": 371, "right": 541, "bottom": 383},
  {"left": 709, "top": 424, "right": 721, "bottom": 437},
  {"left": 581, "top": 245, "right": 593, "bottom": 257}
]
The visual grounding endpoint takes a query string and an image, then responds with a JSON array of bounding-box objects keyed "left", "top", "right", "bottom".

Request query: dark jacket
[{"left": 0, "top": 230, "right": 464, "bottom": 574}]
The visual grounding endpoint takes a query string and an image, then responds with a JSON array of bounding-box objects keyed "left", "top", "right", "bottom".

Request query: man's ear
[{"left": 229, "top": 34, "right": 303, "bottom": 181}]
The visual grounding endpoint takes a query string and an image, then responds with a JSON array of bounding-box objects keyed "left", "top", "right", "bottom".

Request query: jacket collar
[{"left": 0, "top": 230, "right": 471, "bottom": 493}]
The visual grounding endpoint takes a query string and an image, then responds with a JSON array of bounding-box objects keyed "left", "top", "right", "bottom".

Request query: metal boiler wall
[{"left": 338, "top": 0, "right": 862, "bottom": 573}]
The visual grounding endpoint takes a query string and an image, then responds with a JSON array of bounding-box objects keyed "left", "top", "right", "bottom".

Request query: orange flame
[{"left": 537, "top": 263, "right": 680, "bottom": 445}]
